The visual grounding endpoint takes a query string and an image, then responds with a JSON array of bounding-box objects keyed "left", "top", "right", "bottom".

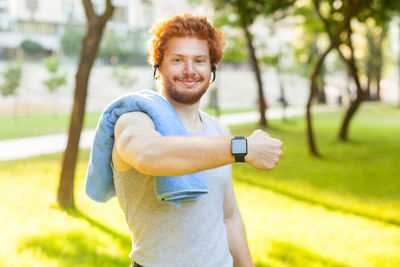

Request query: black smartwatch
[{"left": 231, "top": 136, "right": 247, "bottom": 162}]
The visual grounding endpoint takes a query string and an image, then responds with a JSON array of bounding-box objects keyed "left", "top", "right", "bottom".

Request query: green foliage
[
  {"left": 359, "top": 20, "right": 389, "bottom": 98},
  {"left": 20, "top": 39, "right": 44, "bottom": 56},
  {"left": 61, "top": 26, "right": 85, "bottom": 57},
  {"left": 308, "top": 0, "right": 400, "bottom": 93},
  {"left": 98, "top": 29, "right": 148, "bottom": 65},
  {"left": 42, "top": 56, "right": 67, "bottom": 92},
  {"left": 0, "top": 60, "right": 23, "bottom": 97},
  {"left": 221, "top": 35, "right": 248, "bottom": 64},
  {"left": 42, "top": 75, "right": 67, "bottom": 93},
  {"left": 356, "top": 0, "right": 400, "bottom": 26},
  {"left": 312, "top": 0, "right": 400, "bottom": 46},
  {"left": 289, "top": 3, "right": 326, "bottom": 79},
  {"left": 111, "top": 64, "right": 137, "bottom": 88},
  {"left": 43, "top": 56, "right": 60, "bottom": 73},
  {"left": 212, "top": 0, "right": 297, "bottom": 67},
  {"left": 213, "top": 0, "right": 296, "bottom": 27}
]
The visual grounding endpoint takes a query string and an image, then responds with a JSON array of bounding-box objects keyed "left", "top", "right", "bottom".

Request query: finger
[{"left": 262, "top": 130, "right": 270, "bottom": 137}]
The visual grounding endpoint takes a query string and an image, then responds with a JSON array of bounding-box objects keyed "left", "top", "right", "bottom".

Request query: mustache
[{"left": 173, "top": 74, "right": 204, "bottom": 81}]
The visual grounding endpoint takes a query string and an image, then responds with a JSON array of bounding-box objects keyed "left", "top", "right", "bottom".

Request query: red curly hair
[{"left": 148, "top": 13, "right": 225, "bottom": 68}]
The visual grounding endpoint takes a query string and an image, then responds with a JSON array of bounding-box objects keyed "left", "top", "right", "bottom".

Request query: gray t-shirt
[{"left": 112, "top": 111, "right": 233, "bottom": 267}]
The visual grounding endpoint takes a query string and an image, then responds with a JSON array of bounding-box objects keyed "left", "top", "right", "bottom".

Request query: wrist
[{"left": 231, "top": 136, "right": 248, "bottom": 163}]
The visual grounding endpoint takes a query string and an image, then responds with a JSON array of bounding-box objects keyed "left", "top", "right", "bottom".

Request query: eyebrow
[{"left": 169, "top": 53, "right": 208, "bottom": 58}]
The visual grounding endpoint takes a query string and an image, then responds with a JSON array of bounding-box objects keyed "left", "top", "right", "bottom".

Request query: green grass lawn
[
  {"left": 0, "top": 107, "right": 256, "bottom": 140},
  {"left": 0, "top": 103, "right": 399, "bottom": 266},
  {"left": 0, "top": 113, "right": 101, "bottom": 140}
]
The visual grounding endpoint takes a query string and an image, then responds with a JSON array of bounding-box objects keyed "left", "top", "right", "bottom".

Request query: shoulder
[
  {"left": 201, "top": 112, "right": 231, "bottom": 136},
  {"left": 215, "top": 119, "right": 231, "bottom": 136},
  {"left": 115, "top": 111, "right": 156, "bottom": 133}
]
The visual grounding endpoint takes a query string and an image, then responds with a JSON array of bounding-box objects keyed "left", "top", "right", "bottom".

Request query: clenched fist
[{"left": 246, "top": 129, "right": 283, "bottom": 171}]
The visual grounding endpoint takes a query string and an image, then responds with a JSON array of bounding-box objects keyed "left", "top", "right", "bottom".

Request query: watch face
[{"left": 232, "top": 139, "right": 247, "bottom": 154}]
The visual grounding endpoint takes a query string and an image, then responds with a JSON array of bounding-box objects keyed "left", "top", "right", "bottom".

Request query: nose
[{"left": 182, "top": 61, "right": 195, "bottom": 75}]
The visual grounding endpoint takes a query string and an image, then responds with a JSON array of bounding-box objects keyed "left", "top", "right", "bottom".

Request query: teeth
[{"left": 181, "top": 81, "right": 197, "bottom": 86}]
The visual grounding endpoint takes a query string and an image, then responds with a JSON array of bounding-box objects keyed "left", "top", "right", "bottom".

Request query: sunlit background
[{"left": 0, "top": 0, "right": 399, "bottom": 266}]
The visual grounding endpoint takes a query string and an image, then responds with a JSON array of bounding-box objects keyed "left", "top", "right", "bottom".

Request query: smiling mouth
[{"left": 179, "top": 80, "right": 199, "bottom": 87}]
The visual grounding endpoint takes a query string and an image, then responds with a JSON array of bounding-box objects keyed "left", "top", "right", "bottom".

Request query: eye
[{"left": 173, "top": 58, "right": 182, "bottom": 63}]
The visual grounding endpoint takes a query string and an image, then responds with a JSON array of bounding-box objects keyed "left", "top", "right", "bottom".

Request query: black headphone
[
  {"left": 211, "top": 66, "right": 216, "bottom": 83},
  {"left": 153, "top": 64, "right": 160, "bottom": 80}
]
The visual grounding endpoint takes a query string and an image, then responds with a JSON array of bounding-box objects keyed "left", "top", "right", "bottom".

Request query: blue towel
[{"left": 85, "top": 90, "right": 208, "bottom": 207}]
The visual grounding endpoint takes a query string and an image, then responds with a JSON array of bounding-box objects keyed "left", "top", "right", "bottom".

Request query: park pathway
[{"left": 0, "top": 105, "right": 337, "bottom": 161}]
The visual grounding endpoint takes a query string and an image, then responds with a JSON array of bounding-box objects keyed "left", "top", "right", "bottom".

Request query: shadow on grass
[
  {"left": 64, "top": 208, "right": 131, "bottom": 248},
  {"left": 266, "top": 240, "right": 349, "bottom": 267},
  {"left": 18, "top": 207, "right": 132, "bottom": 266},
  {"left": 19, "top": 231, "right": 130, "bottom": 267},
  {"left": 234, "top": 174, "right": 400, "bottom": 227}
]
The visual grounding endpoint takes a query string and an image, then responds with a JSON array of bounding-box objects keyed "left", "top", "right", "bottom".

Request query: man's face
[{"left": 159, "top": 37, "right": 212, "bottom": 105}]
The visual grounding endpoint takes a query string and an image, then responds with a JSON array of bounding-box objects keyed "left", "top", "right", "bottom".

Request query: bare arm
[
  {"left": 216, "top": 121, "right": 253, "bottom": 267},
  {"left": 114, "top": 112, "right": 235, "bottom": 176},
  {"left": 113, "top": 112, "right": 282, "bottom": 176},
  {"left": 223, "top": 173, "right": 254, "bottom": 267}
]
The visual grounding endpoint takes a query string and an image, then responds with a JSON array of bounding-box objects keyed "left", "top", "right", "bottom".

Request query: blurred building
[{"left": 0, "top": 0, "right": 210, "bottom": 58}]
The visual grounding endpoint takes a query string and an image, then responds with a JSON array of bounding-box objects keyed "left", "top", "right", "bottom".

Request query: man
[{"left": 111, "top": 14, "right": 282, "bottom": 267}]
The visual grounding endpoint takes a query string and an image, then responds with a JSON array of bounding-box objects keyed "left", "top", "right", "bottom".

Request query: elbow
[
  {"left": 116, "top": 137, "right": 160, "bottom": 175},
  {"left": 224, "top": 208, "right": 241, "bottom": 225},
  {"left": 133, "top": 144, "right": 167, "bottom": 176},
  {"left": 134, "top": 152, "right": 157, "bottom": 175}
]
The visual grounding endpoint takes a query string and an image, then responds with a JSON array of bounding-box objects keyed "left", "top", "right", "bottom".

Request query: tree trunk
[
  {"left": 317, "top": 82, "right": 326, "bottom": 103},
  {"left": 337, "top": 20, "right": 365, "bottom": 141},
  {"left": 366, "top": 68, "right": 372, "bottom": 101},
  {"left": 57, "top": 0, "right": 114, "bottom": 209},
  {"left": 375, "top": 69, "right": 382, "bottom": 101},
  {"left": 306, "top": 45, "right": 333, "bottom": 156},
  {"left": 243, "top": 25, "right": 267, "bottom": 127}
]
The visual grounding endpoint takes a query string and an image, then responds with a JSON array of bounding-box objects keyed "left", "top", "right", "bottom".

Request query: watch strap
[{"left": 235, "top": 154, "right": 245, "bottom": 162}]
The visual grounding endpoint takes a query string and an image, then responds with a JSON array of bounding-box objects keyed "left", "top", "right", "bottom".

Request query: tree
[
  {"left": 42, "top": 56, "right": 67, "bottom": 93},
  {"left": 20, "top": 39, "right": 45, "bottom": 58},
  {"left": 363, "top": 20, "right": 389, "bottom": 101},
  {"left": 61, "top": 26, "right": 85, "bottom": 58},
  {"left": 334, "top": 0, "right": 400, "bottom": 140},
  {"left": 220, "top": 35, "right": 248, "bottom": 64},
  {"left": 306, "top": 0, "right": 400, "bottom": 153},
  {"left": 291, "top": 4, "right": 327, "bottom": 104},
  {"left": 57, "top": 0, "right": 115, "bottom": 209},
  {"left": 42, "top": 56, "right": 67, "bottom": 114},
  {"left": 213, "top": 0, "right": 296, "bottom": 127},
  {"left": 98, "top": 29, "right": 148, "bottom": 65},
  {"left": 297, "top": 0, "right": 349, "bottom": 155},
  {"left": 0, "top": 60, "right": 23, "bottom": 116},
  {"left": 0, "top": 60, "right": 23, "bottom": 97},
  {"left": 262, "top": 51, "right": 289, "bottom": 121}
]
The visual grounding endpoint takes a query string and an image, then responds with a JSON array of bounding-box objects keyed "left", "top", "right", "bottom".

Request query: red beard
[{"left": 162, "top": 74, "right": 209, "bottom": 105}]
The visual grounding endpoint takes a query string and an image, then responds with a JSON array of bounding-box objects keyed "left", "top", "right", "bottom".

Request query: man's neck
[{"left": 161, "top": 92, "right": 203, "bottom": 133}]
